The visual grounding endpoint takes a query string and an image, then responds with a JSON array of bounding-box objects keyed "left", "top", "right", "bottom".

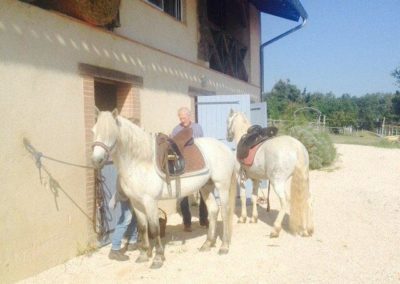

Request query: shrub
[{"left": 288, "top": 126, "right": 336, "bottom": 170}]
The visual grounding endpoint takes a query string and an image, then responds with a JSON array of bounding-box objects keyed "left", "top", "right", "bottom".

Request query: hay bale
[
  {"left": 384, "top": 135, "right": 400, "bottom": 143},
  {"left": 46, "top": 0, "right": 120, "bottom": 26}
]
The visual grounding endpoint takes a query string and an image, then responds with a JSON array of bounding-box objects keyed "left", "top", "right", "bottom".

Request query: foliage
[
  {"left": 288, "top": 126, "right": 336, "bottom": 170},
  {"left": 392, "top": 67, "right": 400, "bottom": 87},
  {"left": 264, "top": 79, "right": 400, "bottom": 130}
]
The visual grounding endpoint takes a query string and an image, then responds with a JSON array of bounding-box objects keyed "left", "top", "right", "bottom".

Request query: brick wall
[
  {"left": 82, "top": 76, "right": 97, "bottom": 244},
  {"left": 82, "top": 74, "right": 142, "bottom": 245}
]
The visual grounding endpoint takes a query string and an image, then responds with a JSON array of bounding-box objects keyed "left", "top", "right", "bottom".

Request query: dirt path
[{"left": 19, "top": 144, "right": 400, "bottom": 283}]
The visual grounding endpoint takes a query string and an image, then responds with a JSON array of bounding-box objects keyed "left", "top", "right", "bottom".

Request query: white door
[
  {"left": 197, "top": 94, "right": 251, "bottom": 150},
  {"left": 251, "top": 102, "right": 268, "bottom": 127}
]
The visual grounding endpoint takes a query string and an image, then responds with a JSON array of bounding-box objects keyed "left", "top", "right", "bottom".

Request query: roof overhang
[{"left": 249, "top": 0, "right": 308, "bottom": 22}]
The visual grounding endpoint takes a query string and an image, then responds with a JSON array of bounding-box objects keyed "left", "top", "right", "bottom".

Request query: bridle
[{"left": 92, "top": 140, "right": 116, "bottom": 167}]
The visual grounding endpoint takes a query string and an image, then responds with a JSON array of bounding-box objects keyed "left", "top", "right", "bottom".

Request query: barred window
[{"left": 146, "top": 0, "right": 182, "bottom": 21}]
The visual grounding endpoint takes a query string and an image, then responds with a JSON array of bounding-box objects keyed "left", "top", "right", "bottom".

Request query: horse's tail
[
  {"left": 289, "top": 146, "right": 314, "bottom": 236},
  {"left": 227, "top": 171, "right": 237, "bottom": 242}
]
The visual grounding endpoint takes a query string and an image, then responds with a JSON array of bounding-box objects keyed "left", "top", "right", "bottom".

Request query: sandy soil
[{"left": 19, "top": 144, "right": 400, "bottom": 284}]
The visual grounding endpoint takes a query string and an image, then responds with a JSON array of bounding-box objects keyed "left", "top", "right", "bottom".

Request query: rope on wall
[{"left": 23, "top": 138, "right": 108, "bottom": 239}]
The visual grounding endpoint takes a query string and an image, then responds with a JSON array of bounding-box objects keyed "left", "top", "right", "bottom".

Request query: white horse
[
  {"left": 91, "top": 108, "right": 236, "bottom": 268},
  {"left": 227, "top": 110, "right": 313, "bottom": 238}
]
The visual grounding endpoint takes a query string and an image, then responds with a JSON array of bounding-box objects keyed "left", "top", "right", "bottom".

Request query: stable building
[{"left": 0, "top": 0, "right": 307, "bottom": 282}]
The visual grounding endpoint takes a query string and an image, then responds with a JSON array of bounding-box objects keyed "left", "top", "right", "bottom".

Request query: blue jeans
[{"left": 111, "top": 200, "right": 138, "bottom": 251}]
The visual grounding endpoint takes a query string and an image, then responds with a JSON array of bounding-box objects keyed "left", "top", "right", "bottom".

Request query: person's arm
[
  {"left": 195, "top": 123, "right": 204, "bottom": 138},
  {"left": 171, "top": 125, "right": 181, "bottom": 137}
]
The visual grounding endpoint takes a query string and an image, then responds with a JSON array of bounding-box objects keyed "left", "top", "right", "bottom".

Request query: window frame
[{"left": 144, "top": 0, "right": 182, "bottom": 21}]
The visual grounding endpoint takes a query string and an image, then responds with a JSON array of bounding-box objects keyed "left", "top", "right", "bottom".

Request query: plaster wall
[{"left": 0, "top": 1, "right": 259, "bottom": 282}]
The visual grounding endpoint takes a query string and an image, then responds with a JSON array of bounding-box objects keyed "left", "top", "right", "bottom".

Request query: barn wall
[{"left": 0, "top": 0, "right": 259, "bottom": 282}]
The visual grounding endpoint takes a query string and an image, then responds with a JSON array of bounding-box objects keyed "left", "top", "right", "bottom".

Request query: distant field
[{"left": 329, "top": 131, "right": 400, "bottom": 148}]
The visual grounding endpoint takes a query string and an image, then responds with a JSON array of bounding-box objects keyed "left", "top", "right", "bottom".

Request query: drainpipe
[{"left": 260, "top": 13, "right": 308, "bottom": 100}]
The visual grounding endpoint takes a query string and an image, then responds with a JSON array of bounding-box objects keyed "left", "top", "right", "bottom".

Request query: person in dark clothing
[{"left": 171, "top": 107, "right": 209, "bottom": 232}]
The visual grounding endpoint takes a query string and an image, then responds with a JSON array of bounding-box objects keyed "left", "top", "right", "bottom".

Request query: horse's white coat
[
  {"left": 227, "top": 110, "right": 314, "bottom": 237},
  {"left": 92, "top": 109, "right": 237, "bottom": 268}
]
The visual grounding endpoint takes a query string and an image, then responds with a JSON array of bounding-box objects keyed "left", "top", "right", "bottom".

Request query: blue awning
[{"left": 249, "top": 0, "right": 308, "bottom": 21}]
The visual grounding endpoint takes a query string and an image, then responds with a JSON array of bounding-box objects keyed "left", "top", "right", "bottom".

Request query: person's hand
[{"left": 108, "top": 193, "right": 117, "bottom": 209}]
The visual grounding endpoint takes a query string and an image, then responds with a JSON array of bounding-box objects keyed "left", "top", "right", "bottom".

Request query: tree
[
  {"left": 392, "top": 67, "right": 400, "bottom": 88},
  {"left": 392, "top": 91, "right": 400, "bottom": 119},
  {"left": 264, "top": 79, "right": 305, "bottom": 119}
]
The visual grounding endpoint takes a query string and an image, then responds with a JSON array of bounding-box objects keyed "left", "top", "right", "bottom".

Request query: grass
[{"left": 329, "top": 131, "right": 400, "bottom": 149}]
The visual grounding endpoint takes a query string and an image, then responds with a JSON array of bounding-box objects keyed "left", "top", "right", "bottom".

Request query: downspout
[{"left": 260, "top": 13, "right": 308, "bottom": 100}]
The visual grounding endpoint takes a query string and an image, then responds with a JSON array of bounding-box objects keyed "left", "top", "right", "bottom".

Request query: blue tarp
[{"left": 249, "top": 0, "right": 308, "bottom": 21}]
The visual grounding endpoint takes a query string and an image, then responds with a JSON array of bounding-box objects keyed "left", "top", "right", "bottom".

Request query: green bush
[{"left": 288, "top": 126, "right": 336, "bottom": 170}]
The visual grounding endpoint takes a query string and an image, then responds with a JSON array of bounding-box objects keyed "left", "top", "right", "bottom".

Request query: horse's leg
[
  {"left": 145, "top": 200, "right": 165, "bottom": 269},
  {"left": 270, "top": 181, "right": 287, "bottom": 238},
  {"left": 238, "top": 185, "right": 247, "bottom": 223},
  {"left": 215, "top": 173, "right": 236, "bottom": 255},
  {"left": 218, "top": 188, "right": 230, "bottom": 254},
  {"left": 133, "top": 208, "right": 151, "bottom": 263},
  {"left": 199, "top": 183, "right": 218, "bottom": 252},
  {"left": 249, "top": 179, "right": 259, "bottom": 223}
]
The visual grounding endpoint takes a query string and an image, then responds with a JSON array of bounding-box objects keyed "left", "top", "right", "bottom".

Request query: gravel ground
[{"left": 19, "top": 144, "right": 400, "bottom": 284}]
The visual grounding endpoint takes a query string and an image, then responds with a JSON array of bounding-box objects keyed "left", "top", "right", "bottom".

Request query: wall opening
[
  {"left": 95, "top": 80, "right": 117, "bottom": 111},
  {"left": 80, "top": 64, "right": 142, "bottom": 246}
]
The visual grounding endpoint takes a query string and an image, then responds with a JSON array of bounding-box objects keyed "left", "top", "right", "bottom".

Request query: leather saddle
[
  {"left": 237, "top": 125, "right": 278, "bottom": 161},
  {"left": 156, "top": 127, "right": 205, "bottom": 176},
  {"left": 156, "top": 128, "right": 206, "bottom": 198}
]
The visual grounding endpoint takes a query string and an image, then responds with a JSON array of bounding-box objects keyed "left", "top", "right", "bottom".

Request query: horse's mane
[
  {"left": 116, "top": 115, "right": 153, "bottom": 162},
  {"left": 230, "top": 111, "right": 251, "bottom": 131},
  {"left": 234, "top": 111, "right": 251, "bottom": 125}
]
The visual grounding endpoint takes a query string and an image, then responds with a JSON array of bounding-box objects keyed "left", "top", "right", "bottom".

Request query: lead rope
[
  {"left": 94, "top": 171, "right": 109, "bottom": 237},
  {"left": 24, "top": 138, "right": 108, "bottom": 239}
]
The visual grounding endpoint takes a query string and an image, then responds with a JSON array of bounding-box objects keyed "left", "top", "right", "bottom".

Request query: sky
[{"left": 261, "top": 0, "right": 400, "bottom": 97}]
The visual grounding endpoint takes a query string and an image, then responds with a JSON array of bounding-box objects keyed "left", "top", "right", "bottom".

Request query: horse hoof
[
  {"left": 249, "top": 218, "right": 258, "bottom": 223},
  {"left": 218, "top": 247, "right": 229, "bottom": 255},
  {"left": 237, "top": 217, "right": 246, "bottom": 223},
  {"left": 270, "top": 227, "right": 281, "bottom": 238},
  {"left": 199, "top": 244, "right": 211, "bottom": 252},
  {"left": 150, "top": 260, "right": 163, "bottom": 269},
  {"left": 299, "top": 230, "right": 312, "bottom": 237},
  {"left": 135, "top": 255, "right": 149, "bottom": 263}
]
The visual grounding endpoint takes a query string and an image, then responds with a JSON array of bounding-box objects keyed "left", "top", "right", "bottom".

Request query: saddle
[
  {"left": 237, "top": 125, "right": 278, "bottom": 163},
  {"left": 156, "top": 128, "right": 205, "bottom": 197}
]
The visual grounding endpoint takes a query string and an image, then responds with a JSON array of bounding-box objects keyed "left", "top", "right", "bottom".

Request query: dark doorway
[{"left": 95, "top": 80, "right": 117, "bottom": 111}]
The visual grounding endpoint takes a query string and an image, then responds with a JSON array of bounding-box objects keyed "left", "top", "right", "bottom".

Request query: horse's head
[
  {"left": 227, "top": 109, "right": 251, "bottom": 143},
  {"left": 91, "top": 107, "right": 119, "bottom": 169},
  {"left": 226, "top": 109, "right": 237, "bottom": 142}
]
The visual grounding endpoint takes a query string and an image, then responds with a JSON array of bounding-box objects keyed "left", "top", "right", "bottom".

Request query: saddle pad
[
  {"left": 239, "top": 142, "right": 263, "bottom": 167},
  {"left": 155, "top": 133, "right": 206, "bottom": 176},
  {"left": 182, "top": 143, "right": 206, "bottom": 173}
]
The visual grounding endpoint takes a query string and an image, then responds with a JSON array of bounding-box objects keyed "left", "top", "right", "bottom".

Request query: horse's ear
[
  {"left": 94, "top": 106, "right": 100, "bottom": 121},
  {"left": 111, "top": 108, "right": 119, "bottom": 119},
  {"left": 229, "top": 108, "right": 234, "bottom": 116}
]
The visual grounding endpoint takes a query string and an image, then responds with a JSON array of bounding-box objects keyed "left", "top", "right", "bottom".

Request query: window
[{"left": 146, "top": 0, "right": 182, "bottom": 21}]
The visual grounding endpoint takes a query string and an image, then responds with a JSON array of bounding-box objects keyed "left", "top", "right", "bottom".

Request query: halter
[{"left": 92, "top": 140, "right": 116, "bottom": 166}]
